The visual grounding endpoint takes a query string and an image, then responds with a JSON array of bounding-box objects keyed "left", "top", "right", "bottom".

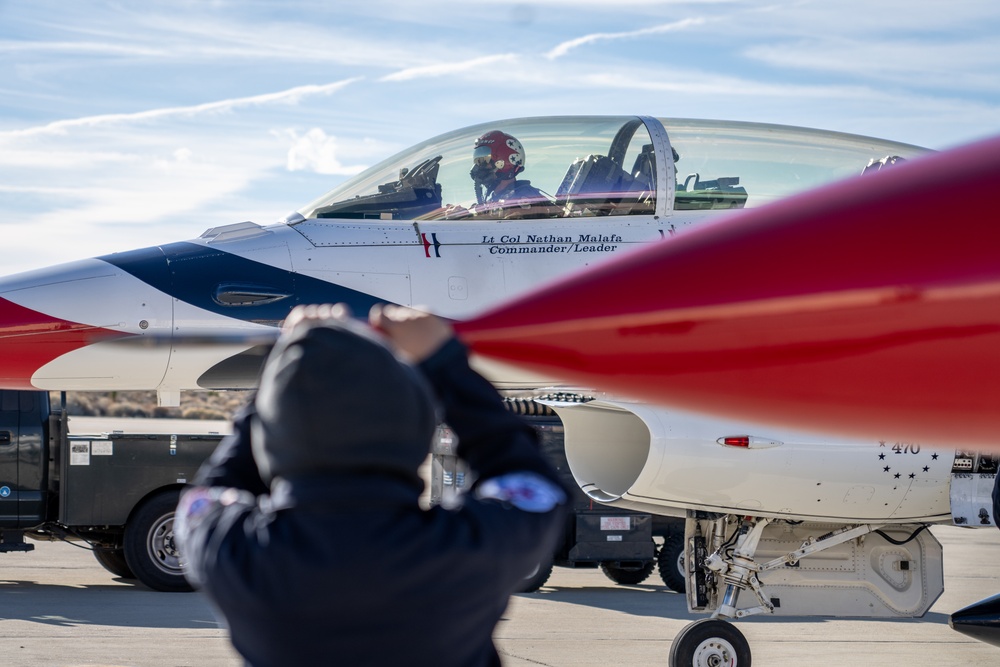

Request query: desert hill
[{"left": 56, "top": 390, "right": 250, "bottom": 422}]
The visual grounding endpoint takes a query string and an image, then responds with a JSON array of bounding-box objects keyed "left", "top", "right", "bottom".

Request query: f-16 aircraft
[
  {"left": 0, "top": 115, "right": 927, "bottom": 401},
  {"left": 1, "top": 115, "right": 996, "bottom": 665}
]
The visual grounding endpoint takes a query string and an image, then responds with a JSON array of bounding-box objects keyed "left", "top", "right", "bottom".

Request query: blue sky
[{"left": 2, "top": 0, "right": 999, "bottom": 275}]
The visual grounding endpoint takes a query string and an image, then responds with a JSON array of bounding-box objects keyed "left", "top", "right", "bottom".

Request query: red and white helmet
[{"left": 472, "top": 130, "right": 526, "bottom": 180}]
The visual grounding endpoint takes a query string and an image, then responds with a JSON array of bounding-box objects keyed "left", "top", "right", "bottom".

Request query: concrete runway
[{"left": 0, "top": 526, "right": 997, "bottom": 666}]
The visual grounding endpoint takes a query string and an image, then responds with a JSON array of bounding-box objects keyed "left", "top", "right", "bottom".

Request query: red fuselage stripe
[{"left": 0, "top": 297, "right": 128, "bottom": 389}]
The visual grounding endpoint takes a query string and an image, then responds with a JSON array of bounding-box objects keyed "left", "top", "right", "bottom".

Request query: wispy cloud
[
  {"left": 744, "top": 38, "right": 1000, "bottom": 92},
  {"left": 380, "top": 55, "right": 518, "bottom": 82},
  {"left": 580, "top": 69, "right": 872, "bottom": 98},
  {"left": 0, "top": 40, "right": 167, "bottom": 57},
  {"left": 280, "top": 128, "right": 372, "bottom": 176},
  {"left": 0, "top": 78, "right": 361, "bottom": 141},
  {"left": 545, "top": 18, "right": 707, "bottom": 59}
]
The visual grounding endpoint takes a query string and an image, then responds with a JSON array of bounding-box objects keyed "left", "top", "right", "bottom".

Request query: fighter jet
[
  {"left": 4, "top": 115, "right": 997, "bottom": 664},
  {"left": 0, "top": 115, "right": 926, "bottom": 402}
]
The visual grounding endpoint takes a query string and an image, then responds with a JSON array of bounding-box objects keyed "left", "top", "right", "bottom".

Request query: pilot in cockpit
[
  {"left": 439, "top": 130, "right": 557, "bottom": 220},
  {"left": 470, "top": 130, "right": 544, "bottom": 206}
]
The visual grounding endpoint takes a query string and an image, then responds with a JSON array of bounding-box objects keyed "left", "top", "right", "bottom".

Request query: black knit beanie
[{"left": 251, "top": 318, "right": 438, "bottom": 484}]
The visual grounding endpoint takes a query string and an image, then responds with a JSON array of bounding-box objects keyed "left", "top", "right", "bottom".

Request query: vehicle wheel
[
  {"left": 658, "top": 532, "right": 687, "bottom": 593},
  {"left": 519, "top": 559, "right": 554, "bottom": 593},
  {"left": 93, "top": 547, "right": 135, "bottom": 579},
  {"left": 124, "top": 490, "right": 192, "bottom": 592},
  {"left": 600, "top": 559, "right": 655, "bottom": 585},
  {"left": 669, "top": 619, "right": 751, "bottom": 667}
]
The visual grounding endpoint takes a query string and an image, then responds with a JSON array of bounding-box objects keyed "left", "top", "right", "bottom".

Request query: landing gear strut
[{"left": 668, "top": 513, "right": 915, "bottom": 666}]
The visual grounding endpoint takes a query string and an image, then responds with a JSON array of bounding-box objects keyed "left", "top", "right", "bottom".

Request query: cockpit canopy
[{"left": 293, "top": 116, "right": 928, "bottom": 223}]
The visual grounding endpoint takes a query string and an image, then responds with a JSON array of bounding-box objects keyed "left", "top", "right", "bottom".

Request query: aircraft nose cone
[
  {"left": 950, "top": 593, "right": 1000, "bottom": 649},
  {"left": 0, "top": 294, "right": 125, "bottom": 390}
]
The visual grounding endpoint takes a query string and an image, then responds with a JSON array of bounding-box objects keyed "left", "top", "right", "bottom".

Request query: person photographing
[{"left": 175, "top": 303, "right": 568, "bottom": 667}]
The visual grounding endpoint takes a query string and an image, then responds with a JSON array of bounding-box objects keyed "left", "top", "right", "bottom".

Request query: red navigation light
[{"left": 721, "top": 436, "right": 750, "bottom": 448}]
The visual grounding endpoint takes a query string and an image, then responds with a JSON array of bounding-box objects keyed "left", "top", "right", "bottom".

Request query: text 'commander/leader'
[{"left": 175, "top": 303, "right": 569, "bottom": 667}]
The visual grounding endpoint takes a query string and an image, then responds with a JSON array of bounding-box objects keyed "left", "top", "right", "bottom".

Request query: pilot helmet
[{"left": 471, "top": 130, "right": 526, "bottom": 185}]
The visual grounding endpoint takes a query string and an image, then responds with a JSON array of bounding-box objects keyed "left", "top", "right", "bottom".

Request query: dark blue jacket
[{"left": 176, "top": 338, "right": 568, "bottom": 666}]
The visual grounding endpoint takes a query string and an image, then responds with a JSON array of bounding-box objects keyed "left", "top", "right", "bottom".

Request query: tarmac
[{"left": 0, "top": 525, "right": 997, "bottom": 666}]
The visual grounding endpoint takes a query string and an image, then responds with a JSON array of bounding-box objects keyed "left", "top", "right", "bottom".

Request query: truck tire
[
  {"left": 658, "top": 532, "right": 686, "bottom": 593},
  {"left": 600, "top": 560, "right": 655, "bottom": 585},
  {"left": 93, "top": 547, "right": 135, "bottom": 579},
  {"left": 124, "top": 490, "right": 192, "bottom": 592},
  {"left": 519, "top": 559, "right": 554, "bottom": 593}
]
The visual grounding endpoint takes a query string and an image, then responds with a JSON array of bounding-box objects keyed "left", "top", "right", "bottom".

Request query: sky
[{"left": 2, "top": 0, "right": 999, "bottom": 276}]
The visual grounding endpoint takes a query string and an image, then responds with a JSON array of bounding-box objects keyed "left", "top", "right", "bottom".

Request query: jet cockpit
[{"left": 288, "top": 115, "right": 926, "bottom": 226}]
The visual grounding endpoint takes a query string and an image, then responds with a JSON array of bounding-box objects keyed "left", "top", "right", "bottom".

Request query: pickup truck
[
  {"left": 2, "top": 388, "right": 685, "bottom": 594},
  {"left": 0, "top": 389, "right": 225, "bottom": 591}
]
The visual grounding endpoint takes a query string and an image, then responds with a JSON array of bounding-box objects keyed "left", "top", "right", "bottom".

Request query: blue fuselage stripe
[{"left": 99, "top": 242, "right": 388, "bottom": 324}]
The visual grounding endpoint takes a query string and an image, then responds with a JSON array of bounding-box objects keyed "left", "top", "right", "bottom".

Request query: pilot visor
[{"left": 473, "top": 145, "right": 494, "bottom": 167}]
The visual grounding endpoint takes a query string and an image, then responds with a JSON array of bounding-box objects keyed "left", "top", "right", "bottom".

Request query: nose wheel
[{"left": 669, "top": 619, "right": 751, "bottom": 667}]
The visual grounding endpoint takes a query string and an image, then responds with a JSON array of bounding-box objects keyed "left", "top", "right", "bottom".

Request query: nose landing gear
[{"left": 669, "top": 619, "right": 750, "bottom": 667}]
